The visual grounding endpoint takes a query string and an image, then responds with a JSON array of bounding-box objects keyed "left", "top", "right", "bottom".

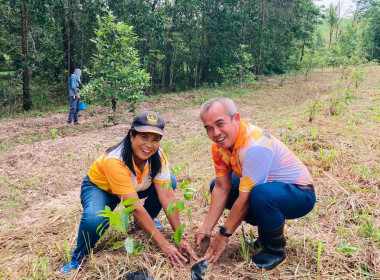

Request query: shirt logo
[{"left": 147, "top": 113, "right": 158, "bottom": 125}]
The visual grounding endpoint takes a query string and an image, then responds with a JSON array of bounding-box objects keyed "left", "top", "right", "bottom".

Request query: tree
[
  {"left": 327, "top": 3, "right": 339, "bottom": 51},
  {"left": 82, "top": 11, "right": 150, "bottom": 125},
  {"left": 20, "top": 0, "right": 31, "bottom": 111}
]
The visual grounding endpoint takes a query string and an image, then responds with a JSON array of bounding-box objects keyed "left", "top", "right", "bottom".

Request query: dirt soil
[{"left": 0, "top": 68, "right": 379, "bottom": 279}]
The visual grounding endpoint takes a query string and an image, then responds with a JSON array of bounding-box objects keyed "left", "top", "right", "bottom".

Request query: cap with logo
[{"left": 131, "top": 110, "right": 165, "bottom": 136}]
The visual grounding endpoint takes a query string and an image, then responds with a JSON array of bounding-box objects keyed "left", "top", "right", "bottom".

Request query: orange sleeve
[
  {"left": 211, "top": 144, "right": 231, "bottom": 177},
  {"left": 103, "top": 157, "right": 136, "bottom": 194}
]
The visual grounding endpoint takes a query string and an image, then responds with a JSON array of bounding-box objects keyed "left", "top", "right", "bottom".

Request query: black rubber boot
[{"left": 251, "top": 223, "right": 287, "bottom": 270}]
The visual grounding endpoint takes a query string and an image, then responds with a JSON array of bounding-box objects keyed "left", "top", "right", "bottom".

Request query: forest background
[{"left": 0, "top": 0, "right": 379, "bottom": 115}]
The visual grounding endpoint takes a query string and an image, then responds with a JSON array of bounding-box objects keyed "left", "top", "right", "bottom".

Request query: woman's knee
[{"left": 170, "top": 172, "right": 177, "bottom": 190}]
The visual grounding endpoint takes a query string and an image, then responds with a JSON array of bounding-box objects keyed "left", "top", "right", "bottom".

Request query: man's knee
[
  {"left": 209, "top": 178, "right": 216, "bottom": 193},
  {"left": 249, "top": 184, "right": 273, "bottom": 208}
]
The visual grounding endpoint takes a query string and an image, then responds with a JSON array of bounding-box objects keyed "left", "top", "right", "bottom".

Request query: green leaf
[
  {"left": 120, "top": 211, "right": 130, "bottom": 231},
  {"left": 125, "top": 238, "right": 134, "bottom": 255},
  {"left": 112, "top": 241, "right": 123, "bottom": 249},
  {"left": 173, "top": 224, "right": 186, "bottom": 245},
  {"left": 122, "top": 198, "right": 139, "bottom": 206},
  {"left": 131, "top": 242, "right": 143, "bottom": 257},
  {"left": 124, "top": 205, "right": 137, "bottom": 213},
  {"left": 177, "top": 200, "right": 185, "bottom": 213},
  {"left": 167, "top": 201, "right": 176, "bottom": 215},
  {"left": 342, "top": 183, "right": 379, "bottom": 193}
]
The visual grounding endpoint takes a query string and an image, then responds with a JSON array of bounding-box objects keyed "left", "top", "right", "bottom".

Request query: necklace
[{"left": 137, "top": 160, "right": 146, "bottom": 172}]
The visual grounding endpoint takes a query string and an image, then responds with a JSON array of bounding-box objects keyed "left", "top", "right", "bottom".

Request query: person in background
[
  {"left": 67, "top": 68, "right": 82, "bottom": 126},
  {"left": 60, "top": 111, "right": 199, "bottom": 275},
  {"left": 195, "top": 97, "right": 316, "bottom": 270}
]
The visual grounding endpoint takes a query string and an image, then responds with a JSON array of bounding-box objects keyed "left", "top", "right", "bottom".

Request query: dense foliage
[{"left": 0, "top": 0, "right": 379, "bottom": 113}]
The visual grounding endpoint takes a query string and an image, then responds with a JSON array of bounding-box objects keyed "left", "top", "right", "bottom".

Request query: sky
[{"left": 313, "top": 0, "right": 356, "bottom": 17}]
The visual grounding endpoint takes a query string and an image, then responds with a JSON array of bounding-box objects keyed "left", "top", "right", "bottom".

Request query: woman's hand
[
  {"left": 161, "top": 243, "right": 188, "bottom": 267},
  {"left": 178, "top": 239, "right": 200, "bottom": 261}
]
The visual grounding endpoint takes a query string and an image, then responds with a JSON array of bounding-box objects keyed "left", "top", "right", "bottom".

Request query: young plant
[
  {"left": 164, "top": 163, "right": 197, "bottom": 245},
  {"left": 39, "top": 257, "right": 48, "bottom": 280},
  {"left": 316, "top": 241, "right": 323, "bottom": 280},
  {"left": 97, "top": 197, "right": 143, "bottom": 257},
  {"left": 239, "top": 233, "right": 250, "bottom": 262},
  {"left": 50, "top": 129, "right": 58, "bottom": 139}
]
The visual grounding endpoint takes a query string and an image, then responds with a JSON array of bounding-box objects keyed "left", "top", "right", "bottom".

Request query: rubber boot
[
  {"left": 251, "top": 223, "right": 287, "bottom": 270},
  {"left": 251, "top": 223, "right": 287, "bottom": 250}
]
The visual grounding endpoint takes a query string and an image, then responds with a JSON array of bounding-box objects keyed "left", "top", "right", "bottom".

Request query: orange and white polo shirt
[
  {"left": 211, "top": 120, "right": 313, "bottom": 192},
  {"left": 88, "top": 145, "right": 171, "bottom": 195}
]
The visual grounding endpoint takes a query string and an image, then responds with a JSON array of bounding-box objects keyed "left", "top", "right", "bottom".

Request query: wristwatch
[{"left": 219, "top": 226, "right": 232, "bottom": 237}]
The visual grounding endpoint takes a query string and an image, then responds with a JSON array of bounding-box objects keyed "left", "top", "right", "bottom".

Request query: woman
[
  {"left": 67, "top": 68, "right": 82, "bottom": 126},
  {"left": 60, "top": 110, "right": 198, "bottom": 275}
]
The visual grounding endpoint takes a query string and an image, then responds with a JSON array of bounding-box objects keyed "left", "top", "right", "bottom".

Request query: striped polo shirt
[
  {"left": 88, "top": 145, "right": 171, "bottom": 195},
  {"left": 212, "top": 120, "right": 313, "bottom": 192}
]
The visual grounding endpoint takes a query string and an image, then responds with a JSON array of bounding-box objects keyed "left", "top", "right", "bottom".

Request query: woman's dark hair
[{"left": 106, "top": 129, "right": 164, "bottom": 179}]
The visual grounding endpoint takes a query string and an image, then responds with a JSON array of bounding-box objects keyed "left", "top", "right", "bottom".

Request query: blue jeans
[
  {"left": 71, "top": 173, "right": 177, "bottom": 262},
  {"left": 68, "top": 96, "right": 79, "bottom": 123},
  {"left": 210, "top": 173, "right": 316, "bottom": 231}
]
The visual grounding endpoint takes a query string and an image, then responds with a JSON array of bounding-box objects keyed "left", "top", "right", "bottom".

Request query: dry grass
[{"left": 0, "top": 66, "right": 379, "bottom": 279}]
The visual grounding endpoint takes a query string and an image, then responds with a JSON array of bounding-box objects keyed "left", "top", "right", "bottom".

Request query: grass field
[{"left": 0, "top": 66, "right": 379, "bottom": 279}]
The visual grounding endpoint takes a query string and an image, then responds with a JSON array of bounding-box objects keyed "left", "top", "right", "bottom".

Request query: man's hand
[
  {"left": 195, "top": 229, "right": 212, "bottom": 248},
  {"left": 178, "top": 239, "right": 199, "bottom": 261},
  {"left": 76, "top": 93, "right": 81, "bottom": 99},
  {"left": 204, "top": 234, "right": 229, "bottom": 263}
]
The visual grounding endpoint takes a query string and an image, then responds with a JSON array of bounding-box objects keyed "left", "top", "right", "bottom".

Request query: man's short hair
[{"left": 199, "top": 97, "right": 237, "bottom": 120}]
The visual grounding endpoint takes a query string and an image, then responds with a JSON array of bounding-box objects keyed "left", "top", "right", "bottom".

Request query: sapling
[
  {"left": 97, "top": 197, "right": 143, "bottom": 257},
  {"left": 164, "top": 163, "right": 196, "bottom": 245}
]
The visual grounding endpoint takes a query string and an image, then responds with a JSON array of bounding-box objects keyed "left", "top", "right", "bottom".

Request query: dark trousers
[
  {"left": 68, "top": 96, "right": 79, "bottom": 123},
  {"left": 210, "top": 173, "right": 316, "bottom": 231}
]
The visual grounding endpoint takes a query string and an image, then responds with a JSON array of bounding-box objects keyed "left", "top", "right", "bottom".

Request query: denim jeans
[
  {"left": 68, "top": 96, "right": 79, "bottom": 123},
  {"left": 210, "top": 173, "right": 316, "bottom": 231},
  {"left": 71, "top": 173, "right": 177, "bottom": 262}
]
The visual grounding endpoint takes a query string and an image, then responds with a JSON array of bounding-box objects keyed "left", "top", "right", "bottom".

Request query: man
[{"left": 195, "top": 97, "right": 316, "bottom": 270}]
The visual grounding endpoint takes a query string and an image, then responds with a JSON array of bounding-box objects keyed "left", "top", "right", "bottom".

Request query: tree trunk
[
  {"left": 68, "top": 0, "right": 75, "bottom": 74},
  {"left": 300, "top": 39, "right": 306, "bottom": 61},
  {"left": 328, "top": 30, "right": 333, "bottom": 51},
  {"left": 21, "top": 0, "right": 31, "bottom": 111},
  {"left": 59, "top": 1, "right": 69, "bottom": 74}
]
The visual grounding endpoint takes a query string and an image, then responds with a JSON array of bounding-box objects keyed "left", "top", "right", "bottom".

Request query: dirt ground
[{"left": 0, "top": 67, "right": 379, "bottom": 279}]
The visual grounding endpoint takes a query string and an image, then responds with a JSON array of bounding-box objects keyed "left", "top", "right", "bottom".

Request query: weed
[
  {"left": 308, "top": 98, "right": 323, "bottom": 122},
  {"left": 50, "top": 129, "right": 59, "bottom": 139},
  {"left": 203, "top": 188, "right": 211, "bottom": 205},
  {"left": 316, "top": 241, "right": 323, "bottom": 280},
  {"left": 311, "top": 125, "right": 318, "bottom": 141},
  {"left": 39, "top": 257, "right": 49, "bottom": 280},
  {"left": 62, "top": 233, "right": 71, "bottom": 262},
  {"left": 238, "top": 233, "right": 250, "bottom": 262},
  {"left": 336, "top": 242, "right": 361, "bottom": 255},
  {"left": 0, "top": 139, "right": 11, "bottom": 151},
  {"left": 329, "top": 147, "right": 335, "bottom": 163}
]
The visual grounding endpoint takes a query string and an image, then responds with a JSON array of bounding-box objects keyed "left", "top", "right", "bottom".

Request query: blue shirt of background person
[
  {"left": 67, "top": 69, "right": 82, "bottom": 125},
  {"left": 69, "top": 69, "right": 81, "bottom": 98}
]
